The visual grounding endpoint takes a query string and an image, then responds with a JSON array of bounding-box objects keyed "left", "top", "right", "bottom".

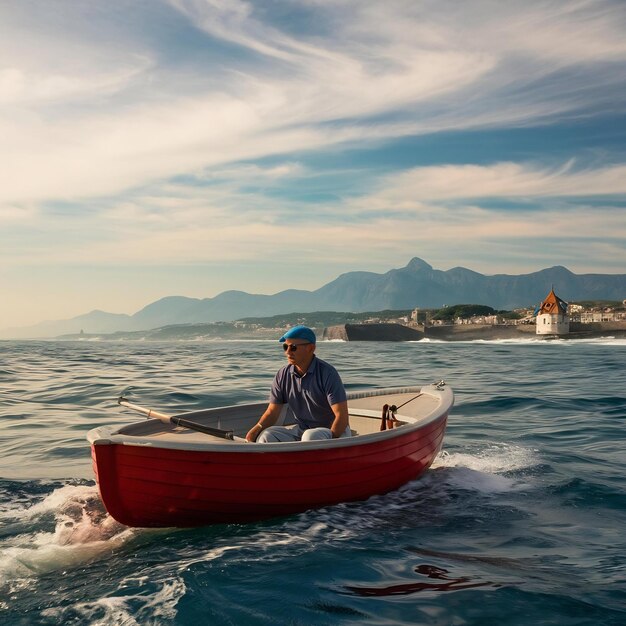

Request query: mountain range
[{"left": 4, "top": 257, "right": 625, "bottom": 338}]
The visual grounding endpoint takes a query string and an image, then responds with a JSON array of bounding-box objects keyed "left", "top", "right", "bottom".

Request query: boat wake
[
  {"left": 0, "top": 484, "right": 132, "bottom": 587},
  {"left": 432, "top": 444, "right": 538, "bottom": 493},
  {"left": 258, "top": 442, "right": 544, "bottom": 549},
  {"left": 0, "top": 444, "right": 541, "bottom": 597}
]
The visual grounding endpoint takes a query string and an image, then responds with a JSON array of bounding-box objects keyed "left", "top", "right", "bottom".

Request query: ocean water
[{"left": 1, "top": 337, "right": 625, "bottom": 625}]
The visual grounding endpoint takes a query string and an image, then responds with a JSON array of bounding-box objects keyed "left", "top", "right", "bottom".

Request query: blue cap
[{"left": 279, "top": 325, "right": 316, "bottom": 344}]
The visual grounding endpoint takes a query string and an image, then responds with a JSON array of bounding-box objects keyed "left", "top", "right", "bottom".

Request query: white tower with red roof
[{"left": 536, "top": 287, "right": 570, "bottom": 335}]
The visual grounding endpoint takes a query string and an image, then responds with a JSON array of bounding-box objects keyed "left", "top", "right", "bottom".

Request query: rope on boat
[
  {"left": 379, "top": 380, "right": 446, "bottom": 430},
  {"left": 380, "top": 404, "right": 402, "bottom": 431}
]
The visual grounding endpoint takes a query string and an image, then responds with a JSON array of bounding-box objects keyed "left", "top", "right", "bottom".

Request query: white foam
[
  {"left": 441, "top": 466, "right": 523, "bottom": 493},
  {"left": 0, "top": 484, "right": 98, "bottom": 520},
  {"left": 565, "top": 337, "right": 626, "bottom": 346},
  {"left": 0, "top": 485, "right": 133, "bottom": 585},
  {"left": 407, "top": 336, "right": 626, "bottom": 346},
  {"left": 461, "top": 337, "right": 625, "bottom": 346},
  {"left": 434, "top": 444, "right": 538, "bottom": 473},
  {"left": 432, "top": 444, "right": 538, "bottom": 493},
  {"left": 189, "top": 527, "right": 324, "bottom": 569},
  {"left": 471, "top": 338, "right": 545, "bottom": 344},
  {"left": 41, "top": 577, "right": 186, "bottom": 625}
]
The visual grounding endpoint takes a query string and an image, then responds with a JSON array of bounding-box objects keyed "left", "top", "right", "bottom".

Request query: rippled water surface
[{"left": 1, "top": 338, "right": 625, "bottom": 625}]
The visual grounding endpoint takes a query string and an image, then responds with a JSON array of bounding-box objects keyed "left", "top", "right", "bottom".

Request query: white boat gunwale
[{"left": 87, "top": 383, "right": 453, "bottom": 453}]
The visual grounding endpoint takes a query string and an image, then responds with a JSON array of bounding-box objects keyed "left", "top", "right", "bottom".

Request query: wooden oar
[{"left": 118, "top": 395, "right": 246, "bottom": 442}]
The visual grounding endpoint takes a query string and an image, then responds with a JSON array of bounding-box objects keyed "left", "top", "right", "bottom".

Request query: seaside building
[{"left": 536, "top": 288, "right": 569, "bottom": 335}]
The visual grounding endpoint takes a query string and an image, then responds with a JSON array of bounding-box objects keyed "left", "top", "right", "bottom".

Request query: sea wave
[
  {"left": 1, "top": 339, "right": 625, "bottom": 625},
  {"left": 40, "top": 577, "right": 187, "bottom": 626},
  {"left": 0, "top": 484, "right": 132, "bottom": 587}
]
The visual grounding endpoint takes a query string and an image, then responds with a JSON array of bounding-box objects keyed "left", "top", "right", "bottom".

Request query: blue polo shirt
[{"left": 269, "top": 356, "right": 347, "bottom": 429}]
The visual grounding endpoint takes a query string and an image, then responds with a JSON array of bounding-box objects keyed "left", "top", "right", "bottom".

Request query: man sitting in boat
[{"left": 246, "top": 325, "right": 351, "bottom": 443}]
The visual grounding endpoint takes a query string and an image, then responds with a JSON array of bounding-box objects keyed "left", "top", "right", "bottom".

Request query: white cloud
[
  {"left": 349, "top": 0, "right": 626, "bottom": 66},
  {"left": 0, "top": 62, "right": 149, "bottom": 106},
  {"left": 199, "top": 161, "right": 306, "bottom": 181},
  {"left": 2, "top": 0, "right": 625, "bottom": 208},
  {"left": 365, "top": 161, "right": 626, "bottom": 204},
  {"left": 4, "top": 163, "right": 623, "bottom": 273}
]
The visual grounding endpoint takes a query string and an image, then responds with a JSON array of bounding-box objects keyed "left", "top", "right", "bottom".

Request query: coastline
[
  {"left": 323, "top": 322, "right": 626, "bottom": 342},
  {"left": 11, "top": 320, "right": 626, "bottom": 343}
]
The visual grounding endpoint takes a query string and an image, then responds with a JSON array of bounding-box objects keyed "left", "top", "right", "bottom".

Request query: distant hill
[{"left": 3, "top": 257, "right": 625, "bottom": 338}]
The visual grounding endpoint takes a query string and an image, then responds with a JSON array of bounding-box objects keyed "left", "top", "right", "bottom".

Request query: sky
[{"left": 1, "top": 0, "right": 626, "bottom": 330}]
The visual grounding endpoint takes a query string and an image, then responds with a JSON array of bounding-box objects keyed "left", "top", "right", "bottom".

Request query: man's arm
[
  {"left": 246, "top": 403, "right": 283, "bottom": 442},
  {"left": 329, "top": 401, "right": 349, "bottom": 438}
]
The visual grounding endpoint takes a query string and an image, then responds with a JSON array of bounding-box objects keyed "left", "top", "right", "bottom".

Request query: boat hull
[{"left": 89, "top": 384, "right": 451, "bottom": 527}]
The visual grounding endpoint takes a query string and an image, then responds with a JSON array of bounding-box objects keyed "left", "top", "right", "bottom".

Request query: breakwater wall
[
  {"left": 323, "top": 323, "right": 424, "bottom": 341},
  {"left": 323, "top": 321, "right": 626, "bottom": 342}
]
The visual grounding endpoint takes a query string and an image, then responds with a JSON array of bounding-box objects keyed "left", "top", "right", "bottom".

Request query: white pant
[{"left": 257, "top": 424, "right": 352, "bottom": 443}]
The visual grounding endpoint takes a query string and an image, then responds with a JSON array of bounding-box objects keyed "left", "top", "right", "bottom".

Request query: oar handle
[
  {"left": 119, "top": 399, "right": 169, "bottom": 421},
  {"left": 118, "top": 398, "right": 243, "bottom": 441},
  {"left": 170, "top": 415, "right": 235, "bottom": 440}
]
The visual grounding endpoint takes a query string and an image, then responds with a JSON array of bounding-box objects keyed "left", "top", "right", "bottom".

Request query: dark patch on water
[
  {"left": 345, "top": 562, "right": 501, "bottom": 597},
  {"left": 310, "top": 602, "right": 367, "bottom": 617}
]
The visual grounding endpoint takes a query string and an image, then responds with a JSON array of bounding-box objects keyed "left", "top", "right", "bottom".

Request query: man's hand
[
  {"left": 246, "top": 403, "right": 283, "bottom": 442},
  {"left": 246, "top": 423, "right": 263, "bottom": 442}
]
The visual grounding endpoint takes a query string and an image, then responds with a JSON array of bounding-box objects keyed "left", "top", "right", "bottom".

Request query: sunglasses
[{"left": 283, "top": 342, "right": 310, "bottom": 352}]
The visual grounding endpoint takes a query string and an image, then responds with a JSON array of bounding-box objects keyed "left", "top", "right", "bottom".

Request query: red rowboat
[{"left": 87, "top": 382, "right": 453, "bottom": 528}]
